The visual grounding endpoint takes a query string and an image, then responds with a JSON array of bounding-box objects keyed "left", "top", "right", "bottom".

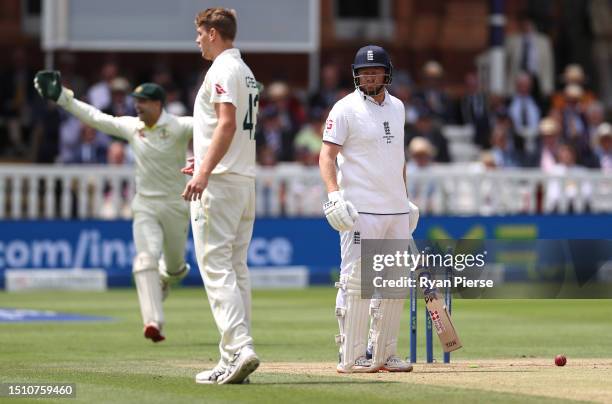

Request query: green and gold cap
[{"left": 131, "top": 83, "right": 166, "bottom": 103}]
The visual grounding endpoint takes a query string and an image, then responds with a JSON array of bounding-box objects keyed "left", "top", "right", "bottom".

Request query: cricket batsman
[
  {"left": 34, "top": 73, "right": 193, "bottom": 343},
  {"left": 319, "top": 45, "right": 419, "bottom": 373}
]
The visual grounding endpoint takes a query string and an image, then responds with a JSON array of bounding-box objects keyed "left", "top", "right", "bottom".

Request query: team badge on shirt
[
  {"left": 215, "top": 84, "right": 226, "bottom": 95},
  {"left": 382, "top": 121, "right": 393, "bottom": 144}
]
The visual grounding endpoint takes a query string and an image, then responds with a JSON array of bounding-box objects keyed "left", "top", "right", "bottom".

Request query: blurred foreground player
[
  {"left": 319, "top": 45, "right": 419, "bottom": 373},
  {"left": 34, "top": 73, "right": 192, "bottom": 343},
  {"left": 181, "top": 8, "right": 260, "bottom": 384}
]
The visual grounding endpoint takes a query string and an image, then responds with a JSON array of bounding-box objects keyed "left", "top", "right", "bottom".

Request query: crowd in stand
[{"left": 1, "top": 36, "right": 611, "bottom": 178}]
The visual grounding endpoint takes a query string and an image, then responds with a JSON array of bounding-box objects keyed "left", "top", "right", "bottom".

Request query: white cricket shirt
[
  {"left": 323, "top": 89, "right": 409, "bottom": 214},
  {"left": 193, "top": 48, "right": 258, "bottom": 178},
  {"left": 58, "top": 90, "right": 193, "bottom": 198}
]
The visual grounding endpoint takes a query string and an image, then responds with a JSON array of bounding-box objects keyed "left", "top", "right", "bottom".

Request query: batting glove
[
  {"left": 323, "top": 191, "right": 358, "bottom": 232},
  {"left": 33, "top": 70, "right": 62, "bottom": 102}
]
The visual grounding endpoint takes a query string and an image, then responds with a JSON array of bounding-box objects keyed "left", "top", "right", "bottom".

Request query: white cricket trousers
[
  {"left": 132, "top": 194, "right": 190, "bottom": 327},
  {"left": 190, "top": 173, "right": 255, "bottom": 366},
  {"left": 336, "top": 213, "right": 411, "bottom": 309}
]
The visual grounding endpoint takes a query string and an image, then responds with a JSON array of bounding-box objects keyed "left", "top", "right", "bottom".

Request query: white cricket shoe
[
  {"left": 337, "top": 355, "right": 381, "bottom": 373},
  {"left": 382, "top": 355, "right": 413, "bottom": 372},
  {"left": 195, "top": 365, "right": 227, "bottom": 384},
  {"left": 217, "top": 346, "right": 260, "bottom": 385}
]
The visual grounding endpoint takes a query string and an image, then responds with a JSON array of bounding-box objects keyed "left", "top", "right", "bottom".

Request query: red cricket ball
[{"left": 555, "top": 355, "right": 567, "bottom": 366}]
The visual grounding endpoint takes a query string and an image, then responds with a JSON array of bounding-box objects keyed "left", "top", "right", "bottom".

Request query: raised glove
[
  {"left": 33, "top": 70, "right": 62, "bottom": 102},
  {"left": 323, "top": 191, "right": 358, "bottom": 232},
  {"left": 408, "top": 200, "right": 419, "bottom": 234}
]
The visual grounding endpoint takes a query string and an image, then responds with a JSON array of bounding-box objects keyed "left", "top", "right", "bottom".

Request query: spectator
[
  {"left": 405, "top": 106, "right": 450, "bottom": 163},
  {"left": 589, "top": 0, "right": 612, "bottom": 110},
  {"left": 0, "top": 48, "right": 37, "bottom": 157},
  {"left": 594, "top": 123, "right": 612, "bottom": 173},
  {"left": 68, "top": 125, "right": 108, "bottom": 164},
  {"left": 266, "top": 81, "right": 305, "bottom": 134},
  {"left": 532, "top": 117, "right": 562, "bottom": 172},
  {"left": 505, "top": 14, "right": 554, "bottom": 103},
  {"left": 554, "top": 84, "right": 597, "bottom": 166},
  {"left": 585, "top": 101, "right": 606, "bottom": 143},
  {"left": 550, "top": 64, "right": 597, "bottom": 112},
  {"left": 508, "top": 72, "right": 541, "bottom": 154},
  {"left": 544, "top": 143, "right": 593, "bottom": 213},
  {"left": 309, "top": 63, "right": 342, "bottom": 110},
  {"left": 103, "top": 77, "right": 136, "bottom": 118},
  {"left": 294, "top": 108, "right": 324, "bottom": 166},
  {"left": 406, "top": 137, "right": 437, "bottom": 212},
  {"left": 415, "top": 61, "right": 453, "bottom": 124},
  {"left": 460, "top": 72, "right": 491, "bottom": 148},
  {"left": 489, "top": 125, "right": 521, "bottom": 168},
  {"left": 165, "top": 84, "right": 188, "bottom": 117},
  {"left": 56, "top": 52, "right": 87, "bottom": 99},
  {"left": 87, "top": 61, "right": 118, "bottom": 110},
  {"left": 255, "top": 105, "right": 295, "bottom": 162},
  {"left": 390, "top": 72, "right": 420, "bottom": 126},
  {"left": 100, "top": 141, "right": 131, "bottom": 219}
]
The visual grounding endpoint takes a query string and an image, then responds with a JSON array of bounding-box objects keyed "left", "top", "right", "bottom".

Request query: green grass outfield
[{"left": 1, "top": 288, "right": 611, "bottom": 403}]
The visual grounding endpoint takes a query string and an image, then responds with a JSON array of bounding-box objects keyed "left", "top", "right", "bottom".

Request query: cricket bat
[{"left": 422, "top": 284, "right": 462, "bottom": 353}]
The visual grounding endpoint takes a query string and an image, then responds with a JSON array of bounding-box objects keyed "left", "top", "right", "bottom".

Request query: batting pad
[
  {"left": 335, "top": 263, "right": 370, "bottom": 371},
  {"left": 369, "top": 298, "right": 405, "bottom": 367}
]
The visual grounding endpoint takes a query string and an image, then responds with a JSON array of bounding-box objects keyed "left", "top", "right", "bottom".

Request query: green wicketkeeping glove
[{"left": 33, "top": 70, "right": 62, "bottom": 102}]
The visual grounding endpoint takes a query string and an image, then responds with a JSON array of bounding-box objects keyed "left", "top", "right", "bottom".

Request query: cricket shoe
[
  {"left": 381, "top": 355, "right": 413, "bottom": 372},
  {"left": 143, "top": 322, "right": 165, "bottom": 343},
  {"left": 217, "top": 346, "right": 260, "bottom": 385},
  {"left": 160, "top": 263, "right": 190, "bottom": 301},
  {"left": 195, "top": 365, "right": 227, "bottom": 384},
  {"left": 195, "top": 366, "right": 251, "bottom": 385},
  {"left": 337, "top": 355, "right": 381, "bottom": 373}
]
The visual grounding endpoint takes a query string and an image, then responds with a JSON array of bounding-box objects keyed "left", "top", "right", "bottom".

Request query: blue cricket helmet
[{"left": 351, "top": 45, "right": 393, "bottom": 93}]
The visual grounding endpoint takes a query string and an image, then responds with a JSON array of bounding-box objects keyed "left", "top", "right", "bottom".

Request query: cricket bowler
[{"left": 181, "top": 8, "right": 260, "bottom": 385}]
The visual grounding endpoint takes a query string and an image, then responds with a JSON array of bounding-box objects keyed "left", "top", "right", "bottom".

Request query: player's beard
[
  {"left": 361, "top": 84, "right": 384, "bottom": 97},
  {"left": 361, "top": 85, "right": 385, "bottom": 97}
]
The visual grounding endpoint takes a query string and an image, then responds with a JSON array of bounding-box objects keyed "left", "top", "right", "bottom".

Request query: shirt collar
[
  {"left": 356, "top": 88, "right": 389, "bottom": 106},
  {"left": 215, "top": 48, "right": 241, "bottom": 61},
  {"left": 139, "top": 109, "right": 170, "bottom": 131}
]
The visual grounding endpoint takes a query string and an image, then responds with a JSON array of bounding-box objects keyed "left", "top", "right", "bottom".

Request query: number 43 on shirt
[{"left": 243, "top": 93, "right": 258, "bottom": 140}]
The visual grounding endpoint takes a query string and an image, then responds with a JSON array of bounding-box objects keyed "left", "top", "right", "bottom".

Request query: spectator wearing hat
[
  {"left": 550, "top": 64, "right": 597, "bottom": 112},
  {"left": 103, "top": 77, "right": 136, "bottom": 118},
  {"left": 414, "top": 61, "right": 453, "bottom": 124},
  {"left": 553, "top": 84, "right": 597, "bottom": 165},
  {"left": 406, "top": 137, "right": 436, "bottom": 212},
  {"left": 255, "top": 105, "right": 295, "bottom": 163},
  {"left": 405, "top": 105, "right": 450, "bottom": 163},
  {"left": 265, "top": 81, "right": 305, "bottom": 135},
  {"left": 594, "top": 123, "right": 612, "bottom": 173},
  {"left": 528, "top": 117, "right": 561, "bottom": 171}
]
